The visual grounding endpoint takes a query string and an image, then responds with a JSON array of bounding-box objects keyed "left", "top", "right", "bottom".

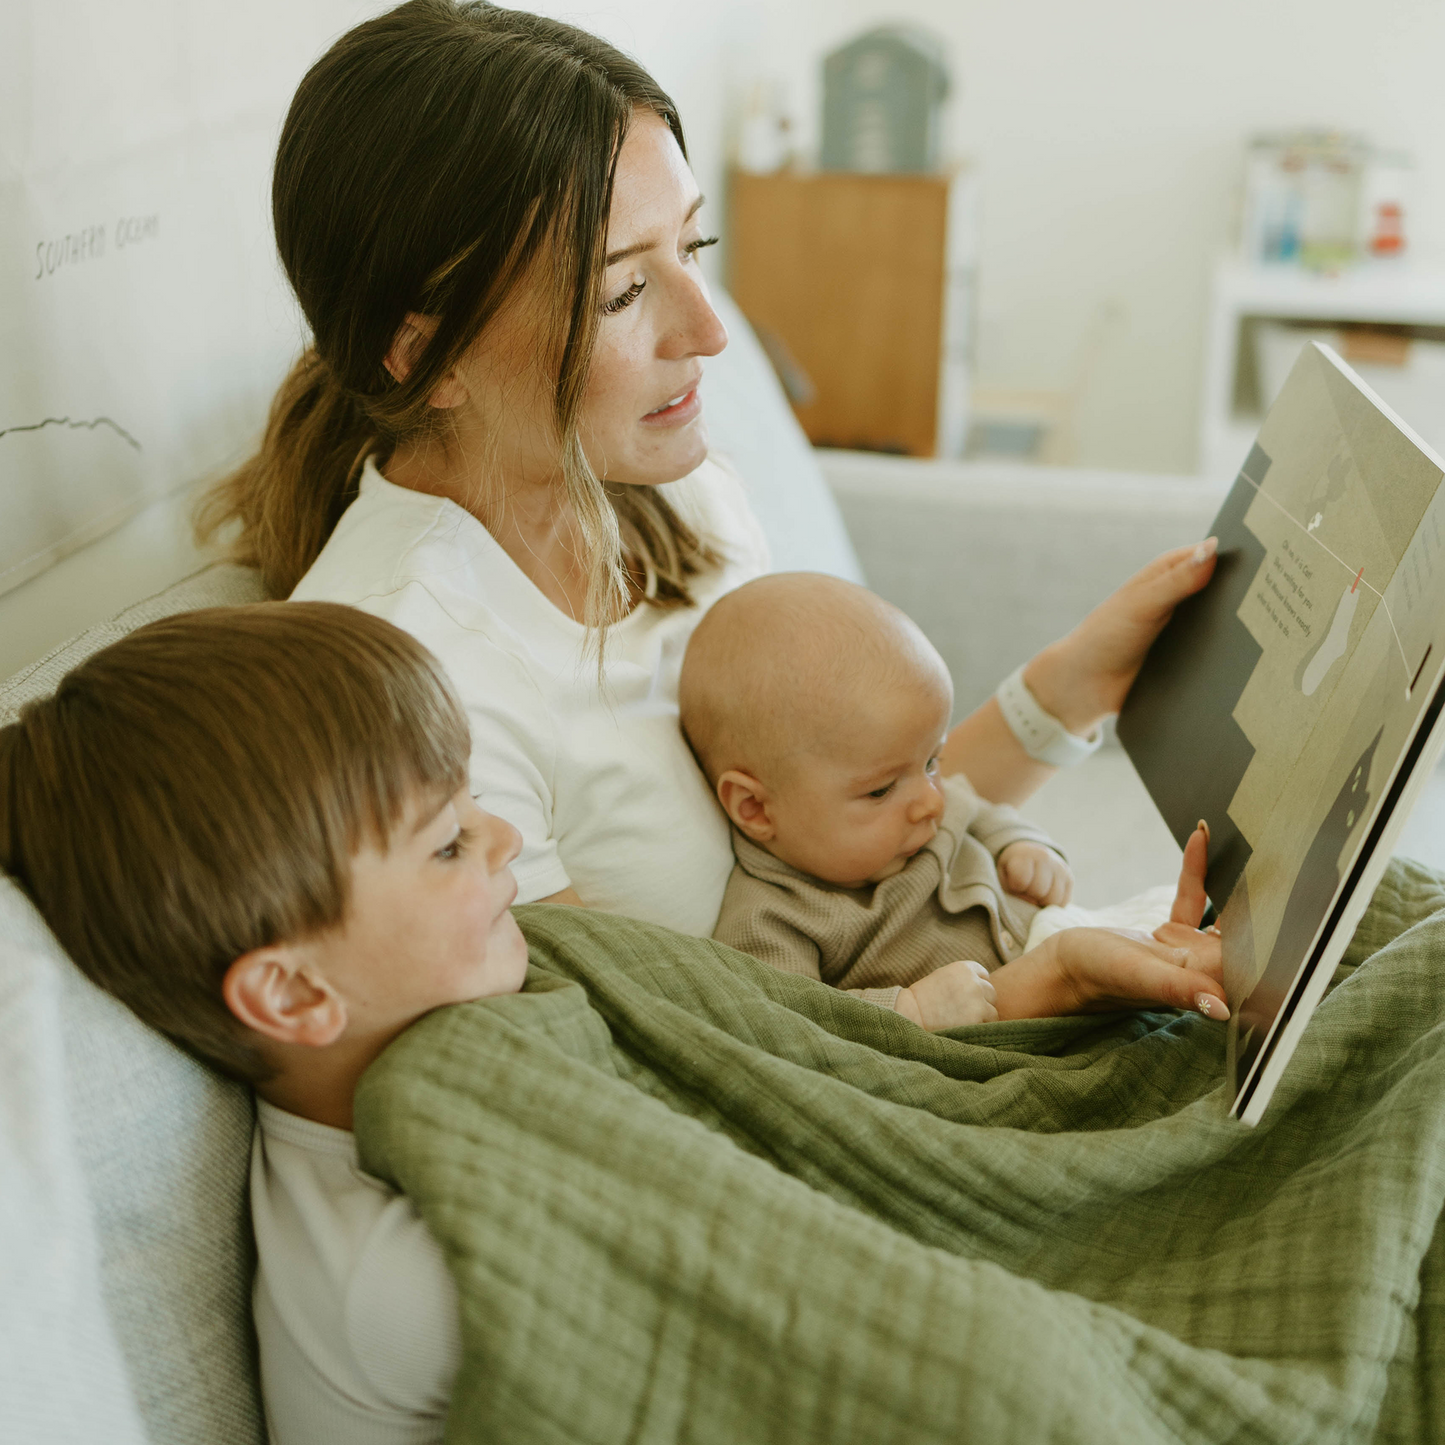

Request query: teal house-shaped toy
[{"left": 821, "top": 26, "right": 950, "bottom": 174}]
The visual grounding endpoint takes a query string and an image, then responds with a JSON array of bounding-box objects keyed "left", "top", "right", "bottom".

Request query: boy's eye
[
  {"left": 435, "top": 827, "right": 472, "bottom": 861},
  {"left": 867, "top": 781, "right": 896, "bottom": 800}
]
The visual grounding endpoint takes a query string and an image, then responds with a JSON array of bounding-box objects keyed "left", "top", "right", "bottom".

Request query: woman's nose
[{"left": 661, "top": 271, "right": 728, "bottom": 360}]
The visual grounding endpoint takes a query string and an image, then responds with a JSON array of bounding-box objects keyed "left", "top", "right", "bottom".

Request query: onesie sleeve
[
  {"left": 370, "top": 581, "right": 571, "bottom": 903},
  {"left": 969, "top": 800, "right": 1066, "bottom": 864},
  {"left": 945, "top": 775, "right": 1067, "bottom": 866}
]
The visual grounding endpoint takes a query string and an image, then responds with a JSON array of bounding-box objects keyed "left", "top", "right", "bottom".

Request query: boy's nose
[{"left": 491, "top": 816, "right": 523, "bottom": 868}]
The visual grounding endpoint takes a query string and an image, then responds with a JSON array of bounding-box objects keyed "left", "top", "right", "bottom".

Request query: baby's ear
[{"left": 716, "top": 769, "right": 774, "bottom": 841}]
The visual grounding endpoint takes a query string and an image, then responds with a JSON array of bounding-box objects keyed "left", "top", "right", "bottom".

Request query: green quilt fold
[{"left": 354, "top": 857, "right": 1445, "bottom": 1445}]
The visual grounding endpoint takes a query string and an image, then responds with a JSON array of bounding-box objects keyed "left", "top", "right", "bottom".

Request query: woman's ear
[
  {"left": 383, "top": 313, "right": 468, "bottom": 409},
  {"left": 223, "top": 945, "right": 348, "bottom": 1050},
  {"left": 716, "top": 769, "right": 775, "bottom": 841}
]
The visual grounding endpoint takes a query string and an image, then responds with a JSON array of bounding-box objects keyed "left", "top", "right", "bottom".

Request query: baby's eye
[
  {"left": 867, "top": 781, "right": 896, "bottom": 800},
  {"left": 925, "top": 756, "right": 941, "bottom": 775}
]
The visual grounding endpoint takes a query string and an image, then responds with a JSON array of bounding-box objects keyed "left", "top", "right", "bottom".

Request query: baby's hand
[
  {"left": 895, "top": 960, "right": 999, "bottom": 1031},
  {"left": 998, "top": 842, "right": 1073, "bottom": 907}
]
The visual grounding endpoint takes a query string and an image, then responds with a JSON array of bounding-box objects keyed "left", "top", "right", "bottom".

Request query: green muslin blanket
[{"left": 354, "top": 859, "right": 1445, "bottom": 1445}]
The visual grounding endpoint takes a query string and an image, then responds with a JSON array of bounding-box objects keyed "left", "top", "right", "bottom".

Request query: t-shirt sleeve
[
  {"left": 372, "top": 581, "right": 572, "bottom": 902},
  {"left": 345, "top": 1194, "right": 462, "bottom": 1418}
]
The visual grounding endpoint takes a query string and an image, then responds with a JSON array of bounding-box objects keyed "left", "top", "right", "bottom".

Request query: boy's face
[
  {"left": 311, "top": 788, "right": 529, "bottom": 1040},
  {"left": 761, "top": 678, "right": 952, "bottom": 889}
]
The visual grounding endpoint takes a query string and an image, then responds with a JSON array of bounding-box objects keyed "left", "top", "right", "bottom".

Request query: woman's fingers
[
  {"left": 1029, "top": 537, "right": 1220, "bottom": 728},
  {"left": 1124, "top": 537, "right": 1220, "bottom": 623},
  {"left": 1058, "top": 926, "right": 1228, "bottom": 1017},
  {"left": 1170, "top": 820, "right": 1210, "bottom": 926}
]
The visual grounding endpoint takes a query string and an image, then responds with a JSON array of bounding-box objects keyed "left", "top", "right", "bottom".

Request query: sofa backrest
[{"left": 1, "top": 563, "right": 269, "bottom": 1445}]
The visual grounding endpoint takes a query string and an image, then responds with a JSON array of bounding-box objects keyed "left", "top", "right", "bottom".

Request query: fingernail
[
  {"left": 1196, "top": 992, "right": 1228, "bottom": 1020},
  {"left": 1196, "top": 818, "right": 1211, "bottom": 845},
  {"left": 1193, "top": 537, "right": 1219, "bottom": 564}
]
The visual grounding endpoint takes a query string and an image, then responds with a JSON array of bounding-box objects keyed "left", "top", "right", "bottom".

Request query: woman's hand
[
  {"left": 990, "top": 821, "right": 1228, "bottom": 1021},
  {"left": 939, "top": 538, "right": 1218, "bottom": 806},
  {"left": 1024, "top": 538, "right": 1219, "bottom": 737}
]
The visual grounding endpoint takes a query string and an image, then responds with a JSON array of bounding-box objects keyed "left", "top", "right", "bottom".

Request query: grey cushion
[{"left": 1, "top": 561, "right": 268, "bottom": 1445}]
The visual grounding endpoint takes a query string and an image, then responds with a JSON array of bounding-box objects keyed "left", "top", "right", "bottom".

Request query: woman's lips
[{"left": 641, "top": 385, "right": 701, "bottom": 426}]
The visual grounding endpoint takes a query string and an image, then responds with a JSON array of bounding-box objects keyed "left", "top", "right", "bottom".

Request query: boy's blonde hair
[{"left": 0, "top": 602, "right": 470, "bottom": 1082}]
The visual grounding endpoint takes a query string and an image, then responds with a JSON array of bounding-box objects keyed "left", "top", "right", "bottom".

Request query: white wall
[
  {"left": 727, "top": 0, "right": 1445, "bottom": 475},
  {"left": 9, "top": 0, "right": 1444, "bottom": 673}
]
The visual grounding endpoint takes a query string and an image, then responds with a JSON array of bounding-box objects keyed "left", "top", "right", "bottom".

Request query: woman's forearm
[{"left": 938, "top": 696, "right": 1057, "bottom": 807}]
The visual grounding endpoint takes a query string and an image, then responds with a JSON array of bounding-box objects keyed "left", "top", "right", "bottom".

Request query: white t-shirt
[
  {"left": 250, "top": 1102, "right": 460, "bottom": 1445},
  {"left": 292, "top": 457, "right": 770, "bottom": 936}
]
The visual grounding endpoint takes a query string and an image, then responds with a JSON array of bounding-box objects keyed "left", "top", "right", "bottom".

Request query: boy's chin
[{"left": 484, "top": 912, "right": 531, "bottom": 995}]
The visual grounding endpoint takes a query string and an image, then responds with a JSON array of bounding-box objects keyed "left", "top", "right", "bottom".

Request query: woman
[
  {"left": 203, "top": 7, "right": 1239, "bottom": 1441},
  {"left": 204, "top": 0, "right": 1216, "bottom": 971}
]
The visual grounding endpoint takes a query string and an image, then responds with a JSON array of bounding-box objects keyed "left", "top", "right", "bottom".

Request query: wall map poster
[
  {"left": 0, "top": 0, "right": 379, "bottom": 596},
  {"left": 1119, "top": 343, "right": 1445, "bottom": 1122}
]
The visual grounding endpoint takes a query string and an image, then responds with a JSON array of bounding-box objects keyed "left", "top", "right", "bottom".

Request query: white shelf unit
[{"left": 1198, "top": 259, "right": 1445, "bottom": 478}]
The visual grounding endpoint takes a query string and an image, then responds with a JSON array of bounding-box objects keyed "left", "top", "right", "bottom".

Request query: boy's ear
[
  {"left": 716, "top": 769, "right": 775, "bottom": 841},
  {"left": 382, "top": 312, "right": 467, "bottom": 409},
  {"left": 223, "top": 946, "right": 348, "bottom": 1051}
]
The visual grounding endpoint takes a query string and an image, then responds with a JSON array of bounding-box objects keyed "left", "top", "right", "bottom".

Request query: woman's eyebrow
[{"left": 605, "top": 194, "right": 705, "bottom": 266}]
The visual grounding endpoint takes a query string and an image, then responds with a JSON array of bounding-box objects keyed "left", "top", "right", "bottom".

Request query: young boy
[
  {"left": 0, "top": 602, "right": 519, "bottom": 1443},
  {"left": 679, "top": 572, "right": 1181, "bottom": 1032}
]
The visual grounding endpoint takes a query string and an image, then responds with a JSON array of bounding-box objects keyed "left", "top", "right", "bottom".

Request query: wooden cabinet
[{"left": 727, "top": 169, "right": 973, "bottom": 458}]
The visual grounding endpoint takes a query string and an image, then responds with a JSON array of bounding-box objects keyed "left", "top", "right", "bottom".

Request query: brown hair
[
  {"left": 0, "top": 603, "right": 470, "bottom": 1082},
  {"left": 198, "top": 0, "right": 718, "bottom": 628}
]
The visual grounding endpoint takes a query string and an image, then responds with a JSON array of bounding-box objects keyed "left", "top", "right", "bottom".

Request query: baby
[{"left": 680, "top": 572, "right": 1078, "bottom": 1032}]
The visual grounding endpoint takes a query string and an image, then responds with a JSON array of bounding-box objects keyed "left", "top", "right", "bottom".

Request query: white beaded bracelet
[{"left": 994, "top": 664, "right": 1104, "bottom": 768}]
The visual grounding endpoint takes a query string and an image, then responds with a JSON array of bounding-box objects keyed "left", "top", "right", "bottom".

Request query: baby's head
[
  {"left": 680, "top": 573, "right": 954, "bottom": 889},
  {"left": 0, "top": 603, "right": 526, "bottom": 1091}
]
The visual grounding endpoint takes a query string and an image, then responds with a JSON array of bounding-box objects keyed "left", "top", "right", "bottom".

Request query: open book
[{"left": 1117, "top": 342, "right": 1445, "bottom": 1124}]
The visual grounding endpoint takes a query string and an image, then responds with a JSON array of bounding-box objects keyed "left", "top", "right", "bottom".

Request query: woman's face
[{"left": 582, "top": 111, "right": 728, "bottom": 486}]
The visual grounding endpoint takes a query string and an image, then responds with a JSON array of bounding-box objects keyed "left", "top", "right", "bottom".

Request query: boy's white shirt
[
  {"left": 291, "top": 456, "right": 771, "bottom": 937},
  {"left": 251, "top": 1100, "right": 459, "bottom": 1445}
]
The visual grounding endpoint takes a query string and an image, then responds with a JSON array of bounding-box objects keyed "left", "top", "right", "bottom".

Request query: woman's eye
[
  {"left": 603, "top": 279, "right": 645, "bottom": 315},
  {"left": 682, "top": 234, "right": 719, "bottom": 261},
  {"left": 867, "top": 782, "right": 896, "bottom": 800}
]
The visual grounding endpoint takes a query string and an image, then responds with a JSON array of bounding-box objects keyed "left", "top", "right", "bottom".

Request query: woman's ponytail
[{"left": 196, "top": 349, "right": 377, "bottom": 598}]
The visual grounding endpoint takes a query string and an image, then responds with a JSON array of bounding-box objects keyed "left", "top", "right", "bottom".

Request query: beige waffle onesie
[{"left": 713, "top": 774, "right": 1062, "bottom": 1011}]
